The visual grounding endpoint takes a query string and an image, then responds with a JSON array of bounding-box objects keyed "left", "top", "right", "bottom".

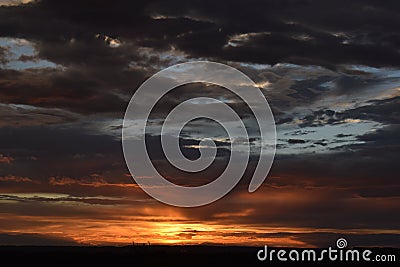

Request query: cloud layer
[{"left": 0, "top": 0, "right": 399, "bottom": 247}]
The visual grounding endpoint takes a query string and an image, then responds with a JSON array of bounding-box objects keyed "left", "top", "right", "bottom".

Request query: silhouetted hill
[{"left": 0, "top": 245, "right": 398, "bottom": 266}]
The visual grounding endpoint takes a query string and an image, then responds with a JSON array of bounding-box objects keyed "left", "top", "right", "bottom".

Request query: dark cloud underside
[{"left": 0, "top": 0, "right": 399, "bottom": 246}]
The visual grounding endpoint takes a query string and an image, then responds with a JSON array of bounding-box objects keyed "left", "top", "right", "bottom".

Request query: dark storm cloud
[
  {"left": 0, "top": 125, "right": 231, "bottom": 187},
  {"left": 297, "top": 96, "right": 400, "bottom": 127},
  {"left": 163, "top": 124, "right": 400, "bottom": 231},
  {"left": 358, "top": 124, "right": 400, "bottom": 143},
  {"left": 332, "top": 75, "right": 397, "bottom": 95},
  {"left": 262, "top": 122, "right": 399, "bottom": 199},
  {"left": 0, "top": 126, "right": 119, "bottom": 154},
  {"left": 0, "top": 126, "right": 127, "bottom": 182},
  {"left": 284, "top": 75, "right": 332, "bottom": 103},
  {"left": 2, "top": 0, "right": 400, "bottom": 70},
  {"left": 257, "top": 124, "right": 400, "bottom": 199},
  {"left": 344, "top": 96, "right": 400, "bottom": 124},
  {"left": 0, "top": 1, "right": 193, "bottom": 115},
  {"left": 0, "top": 0, "right": 399, "bottom": 246},
  {"left": 151, "top": 0, "right": 400, "bottom": 67},
  {"left": 0, "top": 103, "right": 79, "bottom": 127},
  {"left": 179, "top": 186, "right": 400, "bottom": 231},
  {"left": 287, "top": 138, "right": 306, "bottom": 144},
  {"left": 0, "top": 46, "right": 7, "bottom": 64},
  {"left": 0, "top": 46, "right": 145, "bottom": 115},
  {"left": 1, "top": 0, "right": 399, "bottom": 117},
  {"left": 0, "top": 193, "right": 140, "bottom": 205}
]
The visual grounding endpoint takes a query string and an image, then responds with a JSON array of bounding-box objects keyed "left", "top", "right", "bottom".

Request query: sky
[{"left": 0, "top": 0, "right": 399, "bottom": 247}]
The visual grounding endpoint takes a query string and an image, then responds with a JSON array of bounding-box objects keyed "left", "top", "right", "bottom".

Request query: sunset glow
[{"left": 0, "top": 0, "right": 399, "bottom": 249}]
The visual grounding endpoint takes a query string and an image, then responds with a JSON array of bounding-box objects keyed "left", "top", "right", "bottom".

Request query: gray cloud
[{"left": 0, "top": 0, "right": 399, "bottom": 246}]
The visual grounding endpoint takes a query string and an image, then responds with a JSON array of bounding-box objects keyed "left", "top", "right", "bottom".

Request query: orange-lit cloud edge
[{"left": 1, "top": 174, "right": 398, "bottom": 247}]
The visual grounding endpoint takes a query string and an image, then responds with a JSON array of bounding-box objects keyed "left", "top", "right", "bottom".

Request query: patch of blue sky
[
  {"left": 276, "top": 119, "right": 383, "bottom": 154},
  {"left": 0, "top": 37, "right": 60, "bottom": 70},
  {"left": 236, "top": 62, "right": 272, "bottom": 70},
  {"left": 346, "top": 65, "right": 400, "bottom": 79}
]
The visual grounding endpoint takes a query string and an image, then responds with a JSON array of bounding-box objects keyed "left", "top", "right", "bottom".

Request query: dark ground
[{"left": 0, "top": 245, "right": 398, "bottom": 266}]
